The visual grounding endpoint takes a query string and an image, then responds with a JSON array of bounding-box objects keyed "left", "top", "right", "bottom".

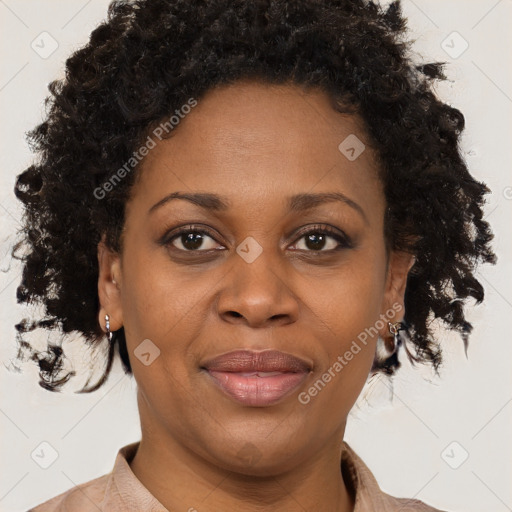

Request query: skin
[{"left": 97, "top": 80, "right": 415, "bottom": 511}]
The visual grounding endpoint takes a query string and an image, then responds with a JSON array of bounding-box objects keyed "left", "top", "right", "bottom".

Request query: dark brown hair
[{"left": 11, "top": 0, "right": 496, "bottom": 392}]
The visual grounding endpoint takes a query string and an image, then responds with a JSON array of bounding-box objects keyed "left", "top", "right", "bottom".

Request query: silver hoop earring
[
  {"left": 388, "top": 321, "right": 403, "bottom": 352},
  {"left": 105, "top": 314, "right": 112, "bottom": 342}
]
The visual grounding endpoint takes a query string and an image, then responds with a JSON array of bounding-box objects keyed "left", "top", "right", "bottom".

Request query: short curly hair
[{"left": 10, "top": 0, "right": 496, "bottom": 393}]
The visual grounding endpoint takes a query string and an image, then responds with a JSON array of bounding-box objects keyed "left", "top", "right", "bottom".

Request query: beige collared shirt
[{"left": 28, "top": 441, "right": 447, "bottom": 511}]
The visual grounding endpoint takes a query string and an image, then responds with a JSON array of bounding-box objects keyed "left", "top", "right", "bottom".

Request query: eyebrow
[{"left": 148, "top": 191, "right": 368, "bottom": 224}]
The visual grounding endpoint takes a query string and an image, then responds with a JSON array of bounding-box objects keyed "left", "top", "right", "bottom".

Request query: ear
[
  {"left": 379, "top": 250, "right": 416, "bottom": 331},
  {"left": 97, "top": 233, "right": 124, "bottom": 334}
]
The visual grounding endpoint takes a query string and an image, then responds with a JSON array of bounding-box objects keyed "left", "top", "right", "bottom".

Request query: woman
[{"left": 13, "top": 0, "right": 496, "bottom": 510}]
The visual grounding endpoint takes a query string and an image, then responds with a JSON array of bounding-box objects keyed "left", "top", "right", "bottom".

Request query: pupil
[
  {"left": 306, "top": 233, "right": 325, "bottom": 251},
  {"left": 182, "top": 233, "right": 203, "bottom": 250}
]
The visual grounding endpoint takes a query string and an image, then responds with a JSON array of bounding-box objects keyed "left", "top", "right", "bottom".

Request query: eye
[
  {"left": 290, "top": 225, "right": 352, "bottom": 252},
  {"left": 160, "top": 223, "right": 352, "bottom": 255},
  {"left": 166, "top": 227, "right": 222, "bottom": 252}
]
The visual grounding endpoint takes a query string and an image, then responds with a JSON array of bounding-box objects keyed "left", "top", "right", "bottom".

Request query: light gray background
[{"left": 1, "top": 1, "right": 511, "bottom": 511}]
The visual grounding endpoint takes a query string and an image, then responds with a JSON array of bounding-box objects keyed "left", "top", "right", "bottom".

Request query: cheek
[
  {"left": 297, "top": 247, "right": 387, "bottom": 406},
  {"left": 118, "top": 249, "right": 205, "bottom": 399},
  {"left": 119, "top": 260, "right": 204, "bottom": 419},
  {"left": 306, "top": 246, "right": 387, "bottom": 342},
  {"left": 120, "top": 236, "right": 205, "bottom": 336}
]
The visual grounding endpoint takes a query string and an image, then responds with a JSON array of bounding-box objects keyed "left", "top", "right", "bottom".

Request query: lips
[
  {"left": 202, "top": 350, "right": 311, "bottom": 373},
  {"left": 201, "top": 350, "right": 312, "bottom": 407}
]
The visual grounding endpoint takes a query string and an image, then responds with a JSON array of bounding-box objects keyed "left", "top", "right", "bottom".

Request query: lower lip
[{"left": 205, "top": 370, "right": 309, "bottom": 407}]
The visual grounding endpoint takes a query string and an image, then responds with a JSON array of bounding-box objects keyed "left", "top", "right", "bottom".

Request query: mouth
[{"left": 201, "top": 350, "right": 312, "bottom": 407}]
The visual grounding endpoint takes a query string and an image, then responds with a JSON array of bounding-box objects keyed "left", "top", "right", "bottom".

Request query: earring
[
  {"left": 388, "top": 321, "right": 403, "bottom": 353},
  {"left": 105, "top": 313, "right": 113, "bottom": 342}
]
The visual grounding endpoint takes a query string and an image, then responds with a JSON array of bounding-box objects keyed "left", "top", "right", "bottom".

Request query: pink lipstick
[{"left": 202, "top": 350, "right": 311, "bottom": 407}]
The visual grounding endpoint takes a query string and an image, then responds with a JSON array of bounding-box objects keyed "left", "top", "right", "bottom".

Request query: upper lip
[{"left": 201, "top": 350, "right": 312, "bottom": 373}]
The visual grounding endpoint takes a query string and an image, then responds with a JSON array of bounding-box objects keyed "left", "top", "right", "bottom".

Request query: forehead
[
  {"left": 154, "top": 81, "right": 371, "bottom": 161},
  {"left": 129, "top": 81, "right": 383, "bottom": 218}
]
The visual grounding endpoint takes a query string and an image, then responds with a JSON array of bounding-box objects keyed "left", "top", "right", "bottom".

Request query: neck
[{"left": 129, "top": 421, "right": 355, "bottom": 512}]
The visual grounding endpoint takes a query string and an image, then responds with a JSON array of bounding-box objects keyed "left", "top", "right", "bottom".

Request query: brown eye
[
  {"left": 169, "top": 230, "right": 220, "bottom": 251},
  {"left": 300, "top": 232, "right": 337, "bottom": 251},
  {"left": 290, "top": 225, "right": 352, "bottom": 252}
]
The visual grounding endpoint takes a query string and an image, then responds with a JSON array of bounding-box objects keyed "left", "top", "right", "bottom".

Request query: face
[{"left": 98, "top": 81, "right": 414, "bottom": 475}]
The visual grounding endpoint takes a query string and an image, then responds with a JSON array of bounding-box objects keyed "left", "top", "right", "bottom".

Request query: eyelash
[{"left": 160, "top": 223, "right": 353, "bottom": 255}]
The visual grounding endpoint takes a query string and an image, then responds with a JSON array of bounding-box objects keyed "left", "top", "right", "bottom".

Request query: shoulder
[
  {"left": 341, "top": 441, "right": 449, "bottom": 512},
  {"left": 378, "top": 493, "right": 449, "bottom": 511},
  {"left": 27, "top": 473, "right": 111, "bottom": 512},
  {"left": 27, "top": 441, "right": 164, "bottom": 512},
  {"left": 355, "top": 481, "right": 449, "bottom": 512}
]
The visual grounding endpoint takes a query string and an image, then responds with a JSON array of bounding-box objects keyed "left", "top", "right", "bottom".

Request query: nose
[{"left": 216, "top": 245, "right": 300, "bottom": 328}]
